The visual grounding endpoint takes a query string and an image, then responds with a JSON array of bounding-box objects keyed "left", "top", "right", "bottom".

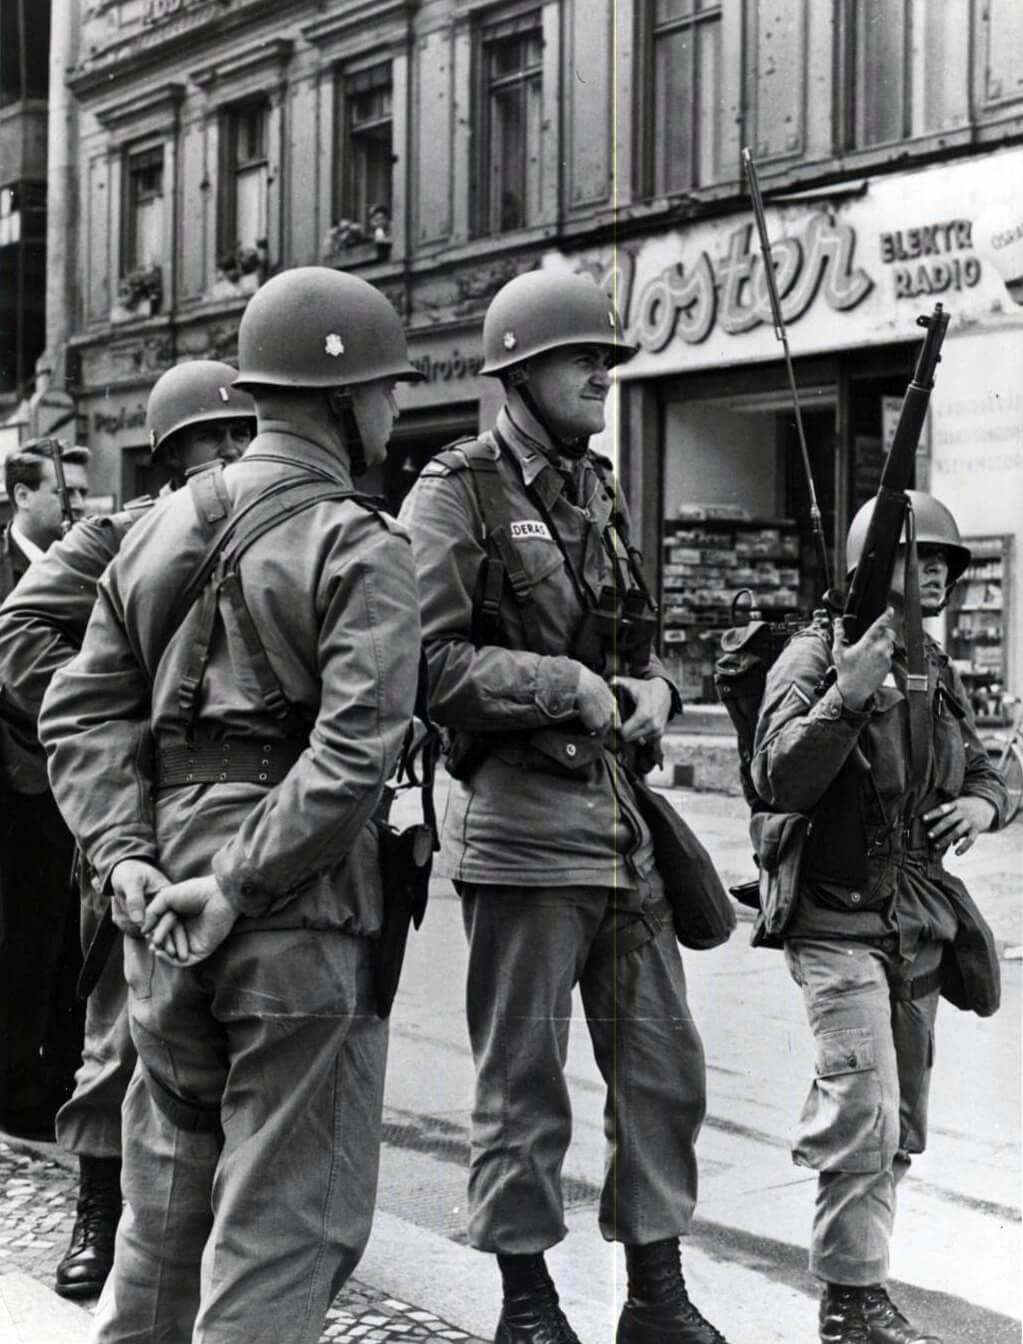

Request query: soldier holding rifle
[{"left": 750, "top": 320, "right": 1009, "bottom": 1344}]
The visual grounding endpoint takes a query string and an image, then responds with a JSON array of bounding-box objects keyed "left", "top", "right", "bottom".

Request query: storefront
[{"left": 559, "top": 144, "right": 1023, "bottom": 712}]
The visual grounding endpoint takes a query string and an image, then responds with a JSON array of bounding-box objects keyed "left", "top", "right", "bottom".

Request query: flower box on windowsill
[
  {"left": 110, "top": 295, "right": 155, "bottom": 323},
  {"left": 324, "top": 240, "right": 392, "bottom": 267}
]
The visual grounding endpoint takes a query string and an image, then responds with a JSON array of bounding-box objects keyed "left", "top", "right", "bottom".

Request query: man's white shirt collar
[{"left": 9, "top": 522, "right": 46, "bottom": 564}]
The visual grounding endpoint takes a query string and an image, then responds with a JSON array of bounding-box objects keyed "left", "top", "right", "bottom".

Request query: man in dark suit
[{"left": 0, "top": 438, "right": 90, "bottom": 1138}]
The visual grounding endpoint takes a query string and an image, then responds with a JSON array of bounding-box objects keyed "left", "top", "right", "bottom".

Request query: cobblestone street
[{"left": 0, "top": 1140, "right": 486, "bottom": 1344}]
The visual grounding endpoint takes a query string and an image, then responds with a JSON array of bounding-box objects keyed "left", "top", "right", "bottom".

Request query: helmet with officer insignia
[
  {"left": 147, "top": 360, "right": 256, "bottom": 461},
  {"left": 233, "top": 266, "right": 423, "bottom": 391},
  {"left": 480, "top": 270, "right": 636, "bottom": 376},
  {"left": 846, "top": 489, "right": 971, "bottom": 583}
]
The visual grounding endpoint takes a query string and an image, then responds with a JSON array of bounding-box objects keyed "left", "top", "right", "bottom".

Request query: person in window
[
  {"left": 0, "top": 439, "right": 90, "bottom": 1143},
  {"left": 0, "top": 360, "right": 256, "bottom": 1301},
  {"left": 399, "top": 270, "right": 731, "bottom": 1344},
  {"left": 750, "top": 492, "right": 1008, "bottom": 1344},
  {"left": 37, "top": 268, "right": 421, "bottom": 1343},
  {"left": 369, "top": 203, "right": 392, "bottom": 244}
]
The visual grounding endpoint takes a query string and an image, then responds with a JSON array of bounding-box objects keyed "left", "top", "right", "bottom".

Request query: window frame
[
  {"left": 122, "top": 143, "right": 165, "bottom": 277},
  {"left": 337, "top": 58, "right": 394, "bottom": 233},
  {"left": 634, "top": 0, "right": 724, "bottom": 200},
  {"left": 218, "top": 97, "right": 271, "bottom": 260},
  {"left": 473, "top": 4, "right": 545, "bottom": 238}
]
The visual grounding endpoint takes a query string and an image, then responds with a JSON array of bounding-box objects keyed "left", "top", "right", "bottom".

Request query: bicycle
[{"left": 980, "top": 697, "right": 1023, "bottom": 824}]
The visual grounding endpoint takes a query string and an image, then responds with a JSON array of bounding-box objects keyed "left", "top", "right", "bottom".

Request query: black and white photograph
[{"left": 0, "top": 2, "right": 1020, "bottom": 1341}]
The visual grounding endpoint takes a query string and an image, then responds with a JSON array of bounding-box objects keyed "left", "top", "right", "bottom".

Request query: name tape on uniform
[{"left": 510, "top": 520, "right": 553, "bottom": 541}]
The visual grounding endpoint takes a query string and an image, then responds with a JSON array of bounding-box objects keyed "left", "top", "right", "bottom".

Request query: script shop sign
[{"left": 554, "top": 147, "right": 1023, "bottom": 378}]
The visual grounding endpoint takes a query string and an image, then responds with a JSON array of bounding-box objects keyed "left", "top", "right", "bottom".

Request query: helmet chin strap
[
  {"left": 327, "top": 388, "right": 367, "bottom": 477},
  {"left": 509, "top": 368, "right": 588, "bottom": 458}
]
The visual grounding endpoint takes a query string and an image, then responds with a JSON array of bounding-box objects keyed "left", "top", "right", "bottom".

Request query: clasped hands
[
  {"left": 110, "top": 858, "right": 237, "bottom": 966},
  {"left": 574, "top": 666, "right": 672, "bottom": 744}
]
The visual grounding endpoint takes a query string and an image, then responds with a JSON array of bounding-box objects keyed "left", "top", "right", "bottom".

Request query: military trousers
[
  {"left": 92, "top": 927, "right": 388, "bottom": 1344},
  {"left": 784, "top": 936, "right": 943, "bottom": 1286},
  {"left": 57, "top": 900, "right": 134, "bottom": 1160},
  {"left": 460, "top": 883, "right": 706, "bottom": 1253}
]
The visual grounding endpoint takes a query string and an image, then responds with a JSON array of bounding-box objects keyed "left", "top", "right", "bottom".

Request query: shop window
[
  {"left": 478, "top": 8, "right": 544, "bottom": 236},
  {"left": 124, "top": 147, "right": 164, "bottom": 273},
  {"left": 337, "top": 62, "right": 393, "bottom": 247},
  {"left": 637, "top": 0, "right": 723, "bottom": 197},
  {"left": 220, "top": 101, "right": 269, "bottom": 262}
]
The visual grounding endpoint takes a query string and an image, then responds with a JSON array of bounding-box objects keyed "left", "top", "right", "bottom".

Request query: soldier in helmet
[
  {"left": 399, "top": 270, "right": 730, "bottom": 1344},
  {"left": 38, "top": 268, "right": 422, "bottom": 1343},
  {"left": 751, "top": 491, "right": 1008, "bottom": 1344},
  {"left": 0, "top": 359, "right": 255, "bottom": 1300},
  {"left": 145, "top": 356, "right": 257, "bottom": 486}
]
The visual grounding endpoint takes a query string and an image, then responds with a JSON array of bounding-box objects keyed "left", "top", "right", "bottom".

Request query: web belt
[{"left": 155, "top": 737, "right": 306, "bottom": 788}]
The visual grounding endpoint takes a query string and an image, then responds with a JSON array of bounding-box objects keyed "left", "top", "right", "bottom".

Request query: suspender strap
[
  {"left": 174, "top": 477, "right": 369, "bottom": 726},
  {"left": 464, "top": 449, "right": 548, "bottom": 654},
  {"left": 902, "top": 506, "right": 932, "bottom": 796}
]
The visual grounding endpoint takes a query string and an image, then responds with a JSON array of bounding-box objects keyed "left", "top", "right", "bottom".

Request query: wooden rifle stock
[{"left": 840, "top": 303, "right": 950, "bottom": 641}]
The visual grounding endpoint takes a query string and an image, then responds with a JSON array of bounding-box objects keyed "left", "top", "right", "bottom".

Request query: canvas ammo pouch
[{"left": 749, "top": 809, "right": 811, "bottom": 937}]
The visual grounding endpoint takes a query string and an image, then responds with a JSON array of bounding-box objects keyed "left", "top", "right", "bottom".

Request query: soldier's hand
[
  {"left": 612, "top": 675, "right": 673, "bottom": 744},
  {"left": 923, "top": 796, "right": 997, "bottom": 855},
  {"left": 141, "top": 876, "right": 237, "bottom": 966},
  {"left": 832, "top": 608, "right": 895, "bottom": 710},
  {"left": 575, "top": 665, "right": 617, "bottom": 736},
  {"left": 110, "top": 859, "right": 170, "bottom": 935}
]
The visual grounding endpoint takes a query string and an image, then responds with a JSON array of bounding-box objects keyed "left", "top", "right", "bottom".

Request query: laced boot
[
  {"left": 859, "top": 1286, "right": 942, "bottom": 1344},
  {"left": 54, "top": 1157, "right": 122, "bottom": 1300},
  {"left": 616, "top": 1238, "right": 731, "bottom": 1344},
  {"left": 494, "top": 1253, "right": 582, "bottom": 1344}
]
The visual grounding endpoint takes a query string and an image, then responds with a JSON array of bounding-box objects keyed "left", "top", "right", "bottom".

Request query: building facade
[{"left": 60, "top": 0, "right": 1023, "bottom": 709}]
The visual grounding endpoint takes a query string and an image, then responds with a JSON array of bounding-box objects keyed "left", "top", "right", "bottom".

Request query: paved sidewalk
[{"left": 0, "top": 1139, "right": 486, "bottom": 1344}]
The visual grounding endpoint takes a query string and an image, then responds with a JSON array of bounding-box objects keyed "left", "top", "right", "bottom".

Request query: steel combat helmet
[
  {"left": 846, "top": 489, "right": 971, "bottom": 583},
  {"left": 480, "top": 270, "right": 636, "bottom": 376},
  {"left": 147, "top": 360, "right": 256, "bottom": 460},
  {"left": 233, "top": 266, "right": 422, "bottom": 392}
]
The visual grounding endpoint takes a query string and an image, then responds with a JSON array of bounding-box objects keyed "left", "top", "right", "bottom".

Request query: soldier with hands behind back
[
  {"left": 750, "top": 491, "right": 1008, "bottom": 1344},
  {"left": 38, "top": 267, "right": 422, "bottom": 1344},
  {"left": 399, "top": 269, "right": 730, "bottom": 1344},
  {"left": 0, "top": 360, "right": 255, "bottom": 1301}
]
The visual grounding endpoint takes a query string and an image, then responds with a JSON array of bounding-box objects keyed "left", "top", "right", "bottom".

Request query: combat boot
[
  {"left": 495, "top": 1253, "right": 581, "bottom": 1344},
  {"left": 820, "top": 1286, "right": 872, "bottom": 1343},
  {"left": 54, "top": 1157, "right": 121, "bottom": 1300},
  {"left": 859, "top": 1286, "right": 942, "bottom": 1344},
  {"left": 616, "top": 1238, "right": 730, "bottom": 1344}
]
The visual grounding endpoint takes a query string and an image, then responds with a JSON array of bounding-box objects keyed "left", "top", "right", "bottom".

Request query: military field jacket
[
  {"left": 398, "top": 404, "right": 678, "bottom": 891},
  {"left": 38, "top": 431, "right": 420, "bottom": 935},
  {"left": 0, "top": 507, "right": 146, "bottom": 725},
  {"left": 751, "top": 624, "right": 1008, "bottom": 949}
]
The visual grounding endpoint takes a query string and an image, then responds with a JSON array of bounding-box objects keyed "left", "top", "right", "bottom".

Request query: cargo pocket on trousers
[{"left": 793, "top": 1026, "right": 886, "bottom": 1173}]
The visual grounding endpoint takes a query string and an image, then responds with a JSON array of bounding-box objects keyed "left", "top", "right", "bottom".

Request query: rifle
[
  {"left": 742, "top": 147, "right": 830, "bottom": 591},
  {"left": 833, "top": 303, "right": 950, "bottom": 639},
  {"left": 47, "top": 440, "right": 77, "bottom": 535}
]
